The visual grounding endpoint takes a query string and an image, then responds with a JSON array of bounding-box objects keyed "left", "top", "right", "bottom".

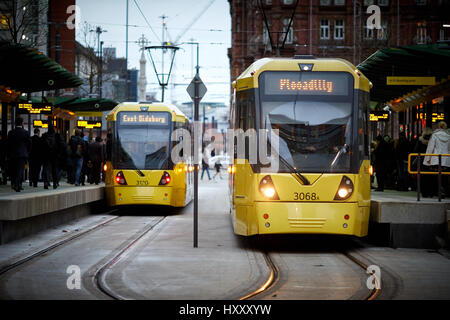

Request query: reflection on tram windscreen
[{"left": 115, "top": 112, "right": 171, "bottom": 170}]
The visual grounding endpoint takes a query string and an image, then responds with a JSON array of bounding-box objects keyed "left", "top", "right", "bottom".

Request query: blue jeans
[
  {"left": 201, "top": 167, "right": 210, "bottom": 180},
  {"left": 73, "top": 157, "right": 83, "bottom": 185}
]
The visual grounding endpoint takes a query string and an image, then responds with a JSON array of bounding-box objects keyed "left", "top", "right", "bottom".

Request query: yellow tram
[
  {"left": 105, "top": 102, "right": 193, "bottom": 207},
  {"left": 229, "top": 56, "right": 372, "bottom": 236}
]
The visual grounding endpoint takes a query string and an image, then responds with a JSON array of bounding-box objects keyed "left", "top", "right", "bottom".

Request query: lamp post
[{"left": 90, "top": 26, "right": 107, "bottom": 98}]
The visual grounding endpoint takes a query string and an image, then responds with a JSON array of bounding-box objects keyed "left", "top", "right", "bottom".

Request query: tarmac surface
[{"left": 0, "top": 178, "right": 449, "bottom": 299}]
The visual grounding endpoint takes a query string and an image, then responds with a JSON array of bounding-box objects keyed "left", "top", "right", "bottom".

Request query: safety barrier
[{"left": 408, "top": 153, "right": 450, "bottom": 202}]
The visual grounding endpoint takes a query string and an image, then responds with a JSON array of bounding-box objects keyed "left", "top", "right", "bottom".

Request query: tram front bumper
[
  {"left": 107, "top": 186, "right": 173, "bottom": 206},
  {"left": 253, "top": 201, "right": 369, "bottom": 237}
]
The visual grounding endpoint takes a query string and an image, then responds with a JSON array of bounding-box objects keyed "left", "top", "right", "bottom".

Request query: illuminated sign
[
  {"left": 262, "top": 71, "right": 351, "bottom": 96},
  {"left": 386, "top": 76, "right": 436, "bottom": 86},
  {"left": 370, "top": 111, "right": 390, "bottom": 122},
  {"left": 432, "top": 113, "right": 445, "bottom": 123},
  {"left": 33, "top": 120, "right": 56, "bottom": 128},
  {"left": 279, "top": 79, "right": 333, "bottom": 93},
  {"left": 16, "top": 103, "right": 53, "bottom": 115},
  {"left": 77, "top": 120, "right": 102, "bottom": 129},
  {"left": 119, "top": 112, "right": 170, "bottom": 126}
]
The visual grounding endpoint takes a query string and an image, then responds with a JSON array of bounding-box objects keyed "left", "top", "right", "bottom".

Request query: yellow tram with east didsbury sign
[
  {"left": 105, "top": 102, "right": 193, "bottom": 207},
  {"left": 229, "top": 56, "right": 372, "bottom": 236}
]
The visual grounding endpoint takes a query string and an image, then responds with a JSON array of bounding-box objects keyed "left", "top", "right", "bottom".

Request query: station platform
[
  {"left": 370, "top": 189, "right": 450, "bottom": 248},
  {"left": 0, "top": 181, "right": 448, "bottom": 248},
  {"left": 0, "top": 182, "right": 104, "bottom": 244}
]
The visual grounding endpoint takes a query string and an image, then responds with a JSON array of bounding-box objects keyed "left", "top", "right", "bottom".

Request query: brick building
[{"left": 228, "top": 0, "right": 450, "bottom": 81}]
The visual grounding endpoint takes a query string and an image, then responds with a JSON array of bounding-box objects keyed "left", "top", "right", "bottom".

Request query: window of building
[
  {"left": 283, "top": 18, "right": 293, "bottom": 44},
  {"left": 334, "top": 0, "right": 345, "bottom": 5},
  {"left": 320, "top": 0, "right": 331, "bottom": 5},
  {"left": 378, "top": 0, "right": 389, "bottom": 6},
  {"left": 334, "top": 19, "right": 345, "bottom": 39},
  {"left": 320, "top": 19, "right": 330, "bottom": 39},
  {"left": 415, "top": 0, "right": 427, "bottom": 5},
  {"left": 364, "top": 0, "right": 374, "bottom": 5},
  {"left": 282, "top": 0, "right": 294, "bottom": 4},
  {"left": 264, "top": 0, "right": 272, "bottom": 4},
  {"left": 263, "top": 21, "right": 272, "bottom": 45},
  {"left": 364, "top": 23, "right": 374, "bottom": 40},
  {"left": 377, "top": 20, "right": 388, "bottom": 40},
  {"left": 416, "top": 21, "right": 427, "bottom": 44}
]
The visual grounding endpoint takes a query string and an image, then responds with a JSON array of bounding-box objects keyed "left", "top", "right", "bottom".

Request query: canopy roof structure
[
  {"left": 0, "top": 41, "right": 83, "bottom": 93},
  {"left": 357, "top": 43, "right": 450, "bottom": 111}
]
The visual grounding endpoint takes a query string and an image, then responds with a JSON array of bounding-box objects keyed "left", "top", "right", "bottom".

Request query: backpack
[
  {"left": 70, "top": 136, "right": 82, "bottom": 158},
  {"left": 43, "top": 133, "right": 56, "bottom": 154}
]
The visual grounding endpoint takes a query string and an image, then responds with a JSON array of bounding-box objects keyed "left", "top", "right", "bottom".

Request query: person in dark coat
[
  {"left": 373, "top": 135, "right": 390, "bottom": 191},
  {"left": 41, "top": 120, "right": 59, "bottom": 189},
  {"left": 394, "top": 132, "right": 410, "bottom": 191},
  {"left": 29, "top": 128, "right": 43, "bottom": 187},
  {"left": 88, "top": 136, "right": 104, "bottom": 184},
  {"left": 0, "top": 132, "right": 8, "bottom": 184},
  {"left": 69, "top": 129, "right": 84, "bottom": 186},
  {"left": 7, "top": 117, "right": 31, "bottom": 192},
  {"left": 55, "top": 129, "right": 68, "bottom": 186},
  {"left": 79, "top": 133, "right": 90, "bottom": 186}
]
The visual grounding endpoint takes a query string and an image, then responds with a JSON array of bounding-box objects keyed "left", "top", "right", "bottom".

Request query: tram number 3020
[{"left": 293, "top": 192, "right": 319, "bottom": 201}]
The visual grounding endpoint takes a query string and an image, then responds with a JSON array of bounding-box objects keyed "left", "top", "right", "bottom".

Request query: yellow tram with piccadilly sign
[
  {"left": 228, "top": 56, "right": 372, "bottom": 236},
  {"left": 105, "top": 102, "right": 193, "bottom": 207}
]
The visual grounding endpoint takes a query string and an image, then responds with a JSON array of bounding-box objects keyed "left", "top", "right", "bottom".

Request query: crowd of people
[
  {"left": 372, "top": 121, "right": 450, "bottom": 198},
  {"left": 0, "top": 117, "right": 104, "bottom": 192}
]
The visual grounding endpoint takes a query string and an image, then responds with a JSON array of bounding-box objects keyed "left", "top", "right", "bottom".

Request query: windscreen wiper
[{"left": 267, "top": 139, "right": 310, "bottom": 185}]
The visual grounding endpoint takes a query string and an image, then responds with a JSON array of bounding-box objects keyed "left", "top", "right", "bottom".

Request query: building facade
[{"left": 228, "top": 0, "right": 450, "bottom": 81}]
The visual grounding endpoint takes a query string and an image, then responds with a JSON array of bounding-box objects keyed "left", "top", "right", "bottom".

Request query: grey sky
[{"left": 75, "top": 0, "right": 231, "bottom": 104}]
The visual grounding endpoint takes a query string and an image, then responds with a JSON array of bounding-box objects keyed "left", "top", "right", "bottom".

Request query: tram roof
[
  {"left": 234, "top": 57, "right": 370, "bottom": 92},
  {"left": 106, "top": 102, "right": 188, "bottom": 122}
]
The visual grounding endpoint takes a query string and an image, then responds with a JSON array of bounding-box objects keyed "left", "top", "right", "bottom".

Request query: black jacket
[
  {"left": 30, "top": 135, "right": 43, "bottom": 161},
  {"left": 7, "top": 127, "right": 31, "bottom": 159},
  {"left": 88, "top": 141, "right": 104, "bottom": 163}
]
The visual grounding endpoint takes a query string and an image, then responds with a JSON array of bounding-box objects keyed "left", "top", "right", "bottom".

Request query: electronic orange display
[
  {"left": 16, "top": 102, "right": 53, "bottom": 115},
  {"left": 118, "top": 111, "right": 170, "bottom": 126},
  {"left": 279, "top": 79, "right": 333, "bottom": 93},
  {"left": 261, "top": 71, "right": 352, "bottom": 96}
]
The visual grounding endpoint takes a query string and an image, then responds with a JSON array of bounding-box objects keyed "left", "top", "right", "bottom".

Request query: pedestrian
[
  {"left": 394, "top": 132, "right": 410, "bottom": 191},
  {"left": 69, "top": 129, "right": 84, "bottom": 186},
  {"left": 88, "top": 136, "right": 104, "bottom": 185},
  {"left": 0, "top": 132, "right": 8, "bottom": 184},
  {"left": 79, "top": 133, "right": 90, "bottom": 186},
  {"left": 373, "top": 135, "right": 390, "bottom": 191},
  {"left": 213, "top": 159, "right": 222, "bottom": 181},
  {"left": 41, "top": 120, "right": 59, "bottom": 189},
  {"left": 200, "top": 144, "right": 212, "bottom": 181},
  {"left": 29, "top": 128, "right": 43, "bottom": 187},
  {"left": 7, "top": 117, "right": 31, "bottom": 192},
  {"left": 413, "top": 128, "right": 434, "bottom": 197},
  {"left": 424, "top": 121, "right": 450, "bottom": 197},
  {"left": 55, "top": 129, "right": 67, "bottom": 186}
]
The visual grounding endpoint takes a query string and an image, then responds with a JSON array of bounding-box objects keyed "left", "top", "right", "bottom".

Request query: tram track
[
  {"left": 239, "top": 238, "right": 382, "bottom": 301},
  {"left": 0, "top": 210, "right": 120, "bottom": 277},
  {"left": 93, "top": 216, "right": 167, "bottom": 300}
]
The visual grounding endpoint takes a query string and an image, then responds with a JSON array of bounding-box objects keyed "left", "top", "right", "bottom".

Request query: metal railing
[{"left": 407, "top": 153, "right": 450, "bottom": 202}]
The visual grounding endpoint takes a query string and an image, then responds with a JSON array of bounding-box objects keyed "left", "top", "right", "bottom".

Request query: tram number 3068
[{"left": 293, "top": 192, "right": 319, "bottom": 201}]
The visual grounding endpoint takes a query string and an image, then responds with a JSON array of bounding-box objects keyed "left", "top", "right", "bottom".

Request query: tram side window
[
  {"left": 358, "top": 92, "right": 370, "bottom": 159},
  {"left": 106, "top": 121, "right": 113, "bottom": 161}
]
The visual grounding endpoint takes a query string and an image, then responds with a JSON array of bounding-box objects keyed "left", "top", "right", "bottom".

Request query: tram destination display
[
  {"left": 15, "top": 102, "right": 53, "bottom": 115},
  {"left": 262, "top": 71, "right": 352, "bottom": 96},
  {"left": 118, "top": 111, "right": 170, "bottom": 126}
]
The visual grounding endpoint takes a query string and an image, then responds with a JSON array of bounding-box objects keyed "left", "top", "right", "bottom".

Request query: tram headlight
[
  {"left": 368, "top": 165, "right": 374, "bottom": 176},
  {"left": 334, "top": 176, "right": 353, "bottom": 200},
  {"left": 115, "top": 171, "right": 127, "bottom": 185},
  {"left": 159, "top": 171, "right": 171, "bottom": 185},
  {"left": 259, "top": 175, "right": 279, "bottom": 200}
]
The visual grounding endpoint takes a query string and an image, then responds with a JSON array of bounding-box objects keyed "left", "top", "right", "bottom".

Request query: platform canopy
[
  {"left": 0, "top": 41, "right": 83, "bottom": 93},
  {"left": 357, "top": 43, "right": 450, "bottom": 110}
]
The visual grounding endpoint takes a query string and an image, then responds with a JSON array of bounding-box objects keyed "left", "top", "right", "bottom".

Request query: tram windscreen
[
  {"left": 114, "top": 111, "right": 171, "bottom": 170},
  {"left": 259, "top": 71, "right": 354, "bottom": 173}
]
